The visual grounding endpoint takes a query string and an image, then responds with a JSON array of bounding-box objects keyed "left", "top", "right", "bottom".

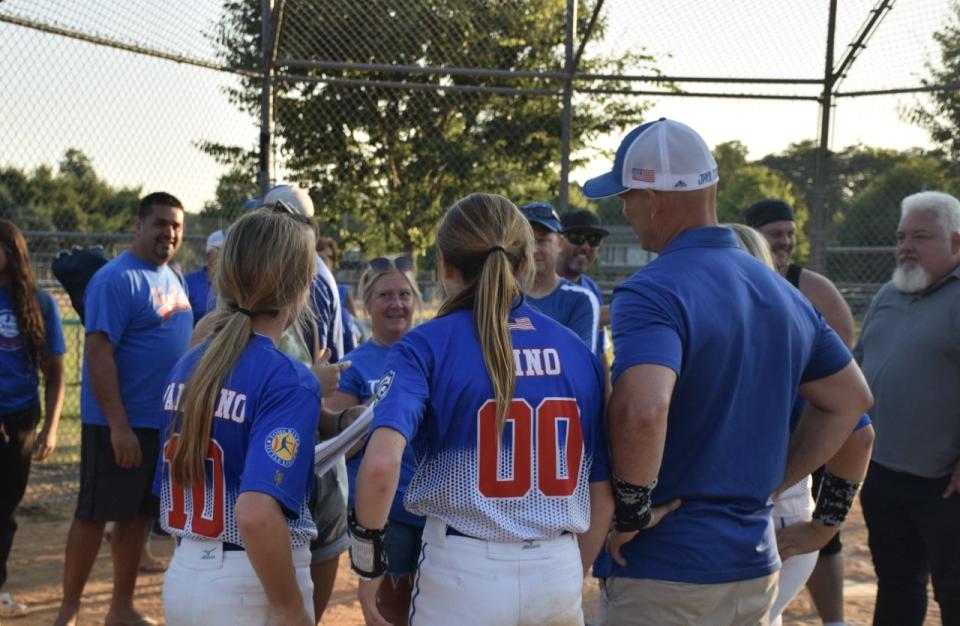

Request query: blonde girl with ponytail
[
  {"left": 351, "top": 193, "right": 613, "bottom": 626},
  {"left": 157, "top": 206, "right": 322, "bottom": 626}
]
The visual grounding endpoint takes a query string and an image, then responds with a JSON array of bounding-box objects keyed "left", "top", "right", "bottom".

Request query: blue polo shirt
[
  {"left": 527, "top": 278, "right": 600, "bottom": 355},
  {"left": 595, "top": 227, "right": 851, "bottom": 584},
  {"left": 184, "top": 267, "right": 214, "bottom": 324},
  {"left": 81, "top": 251, "right": 193, "bottom": 429},
  {"left": 0, "top": 286, "right": 66, "bottom": 414}
]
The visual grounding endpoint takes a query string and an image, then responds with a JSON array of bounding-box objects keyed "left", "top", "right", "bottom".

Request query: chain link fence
[{"left": 3, "top": 0, "right": 959, "bottom": 509}]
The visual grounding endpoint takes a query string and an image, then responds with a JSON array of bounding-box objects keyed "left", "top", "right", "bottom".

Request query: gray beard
[{"left": 892, "top": 263, "right": 931, "bottom": 293}]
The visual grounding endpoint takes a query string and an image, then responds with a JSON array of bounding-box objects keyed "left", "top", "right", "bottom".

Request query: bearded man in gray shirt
[{"left": 854, "top": 190, "right": 960, "bottom": 626}]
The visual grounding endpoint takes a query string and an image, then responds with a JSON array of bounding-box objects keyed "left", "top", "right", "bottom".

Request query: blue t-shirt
[
  {"left": 153, "top": 334, "right": 321, "bottom": 548},
  {"left": 578, "top": 274, "right": 605, "bottom": 355},
  {"left": 184, "top": 267, "right": 214, "bottom": 325},
  {"left": 0, "top": 286, "right": 66, "bottom": 414},
  {"left": 595, "top": 227, "right": 852, "bottom": 584},
  {"left": 339, "top": 340, "right": 423, "bottom": 527},
  {"left": 527, "top": 278, "right": 600, "bottom": 355},
  {"left": 80, "top": 251, "right": 193, "bottom": 428},
  {"left": 371, "top": 302, "right": 608, "bottom": 542}
]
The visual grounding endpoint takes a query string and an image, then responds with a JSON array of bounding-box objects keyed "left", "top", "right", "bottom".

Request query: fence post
[
  {"left": 810, "top": 0, "right": 838, "bottom": 274},
  {"left": 559, "top": 0, "right": 577, "bottom": 212},
  {"left": 259, "top": 0, "right": 274, "bottom": 195}
]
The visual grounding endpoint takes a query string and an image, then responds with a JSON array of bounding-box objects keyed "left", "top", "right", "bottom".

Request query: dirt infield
[{"left": 6, "top": 497, "right": 941, "bottom": 625}]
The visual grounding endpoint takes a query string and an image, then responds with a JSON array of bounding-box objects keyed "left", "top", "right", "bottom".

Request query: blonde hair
[
  {"left": 171, "top": 207, "right": 316, "bottom": 486},
  {"left": 357, "top": 255, "right": 422, "bottom": 310},
  {"left": 728, "top": 223, "right": 776, "bottom": 270},
  {"left": 436, "top": 193, "right": 535, "bottom": 433}
]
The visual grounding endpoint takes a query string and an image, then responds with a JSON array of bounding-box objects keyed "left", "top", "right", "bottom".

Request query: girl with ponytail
[
  {"left": 157, "top": 206, "right": 321, "bottom": 626},
  {"left": 351, "top": 193, "right": 613, "bottom": 626}
]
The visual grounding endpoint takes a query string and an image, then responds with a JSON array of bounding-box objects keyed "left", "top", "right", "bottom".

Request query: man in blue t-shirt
[
  {"left": 55, "top": 192, "right": 193, "bottom": 626},
  {"left": 520, "top": 202, "right": 600, "bottom": 356},
  {"left": 581, "top": 118, "right": 874, "bottom": 625},
  {"left": 184, "top": 229, "right": 224, "bottom": 325}
]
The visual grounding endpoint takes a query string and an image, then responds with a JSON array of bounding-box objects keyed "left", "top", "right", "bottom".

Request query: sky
[{"left": 0, "top": 0, "right": 951, "bottom": 212}]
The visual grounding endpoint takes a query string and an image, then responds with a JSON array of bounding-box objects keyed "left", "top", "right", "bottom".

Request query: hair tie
[
  {"left": 231, "top": 305, "right": 255, "bottom": 318},
  {"left": 487, "top": 245, "right": 506, "bottom": 255}
]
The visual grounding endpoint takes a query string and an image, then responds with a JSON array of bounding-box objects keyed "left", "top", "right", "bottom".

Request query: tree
[
  {"left": 910, "top": 1, "right": 960, "bottom": 162},
  {"left": 207, "top": 0, "right": 661, "bottom": 255}
]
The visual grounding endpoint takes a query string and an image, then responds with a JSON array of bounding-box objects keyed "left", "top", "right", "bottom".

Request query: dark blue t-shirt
[
  {"left": 370, "top": 302, "right": 609, "bottom": 542},
  {"left": 81, "top": 251, "right": 193, "bottom": 428},
  {"left": 595, "top": 227, "right": 852, "bottom": 584},
  {"left": 184, "top": 267, "right": 214, "bottom": 325},
  {"left": 153, "top": 334, "right": 321, "bottom": 548},
  {"left": 527, "top": 278, "right": 600, "bottom": 355},
  {"left": 0, "top": 286, "right": 66, "bottom": 413},
  {"left": 577, "top": 274, "right": 605, "bottom": 355},
  {"left": 339, "top": 339, "right": 423, "bottom": 527}
]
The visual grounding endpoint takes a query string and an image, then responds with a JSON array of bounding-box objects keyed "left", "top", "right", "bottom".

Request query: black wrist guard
[
  {"left": 812, "top": 468, "right": 860, "bottom": 527},
  {"left": 612, "top": 475, "right": 657, "bottom": 532},
  {"left": 348, "top": 508, "right": 388, "bottom": 578}
]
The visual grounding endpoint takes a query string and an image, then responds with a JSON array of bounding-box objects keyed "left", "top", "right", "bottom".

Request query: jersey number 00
[{"left": 477, "top": 398, "right": 583, "bottom": 498}]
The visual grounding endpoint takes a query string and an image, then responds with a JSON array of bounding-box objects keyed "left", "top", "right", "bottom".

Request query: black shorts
[
  {"left": 811, "top": 465, "right": 843, "bottom": 555},
  {"left": 75, "top": 424, "right": 160, "bottom": 523}
]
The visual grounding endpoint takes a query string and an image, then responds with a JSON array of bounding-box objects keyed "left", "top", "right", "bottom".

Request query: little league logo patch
[
  {"left": 375, "top": 370, "right": 395, "bottom": 401},
  {"left": 265, "top": 428, "right": 300, "bottom": 468}
]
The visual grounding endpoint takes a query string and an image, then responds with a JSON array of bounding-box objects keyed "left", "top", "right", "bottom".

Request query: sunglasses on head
[
  {"left": 369, "top": 255, "right": 414, "bottom": 273},
  {"left": 564, "top": 231, "right": 604, "bottom": 247},
  {"left": 266, "top": 200, "right": 313, "bottom": 225}
]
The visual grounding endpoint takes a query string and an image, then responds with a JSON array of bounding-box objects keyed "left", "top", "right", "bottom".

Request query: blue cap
[
  {"left": 582, "top": 118, "right": 718, "bottom": 199},
  {"left": 520, "top": 202, "right": 562, "bottom": 233}
]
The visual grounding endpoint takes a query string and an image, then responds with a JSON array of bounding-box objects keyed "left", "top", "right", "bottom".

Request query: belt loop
[{"left": 423, "top": 517, "right": 448, "bottom": 548}]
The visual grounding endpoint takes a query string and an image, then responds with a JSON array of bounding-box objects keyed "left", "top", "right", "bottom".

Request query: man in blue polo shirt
[
  {"left": 521, "top": 202, "right": 600, "bottom": 355},
  {"left": 183, "top": 229, "right": 224, "bottom": 324},
  {"left": 582, "top": 118, "right": 874, "bottom": 625}
]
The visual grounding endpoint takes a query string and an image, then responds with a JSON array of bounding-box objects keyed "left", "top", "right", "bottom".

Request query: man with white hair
[{"left": 854, "top": 190, "right": 960, "bottom": 626}]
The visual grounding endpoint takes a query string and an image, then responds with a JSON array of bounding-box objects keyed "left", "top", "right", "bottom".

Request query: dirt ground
[{"left": 6, "top": 494, "right": 941, "bottom": 626}]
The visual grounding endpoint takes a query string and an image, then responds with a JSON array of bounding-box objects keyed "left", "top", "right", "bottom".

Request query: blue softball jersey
[
  {"left": 80, "top": 251, "right": 193, "bottom": 429},
  {"left": 595, "top": 227, "right": 852, "bottom": 584},
  {"left": 0, "top": 286, "right": 66, "bottom": 414},
  {"left": 339, "top": 339, "right": 424, "bottom": 527},
  {"left": 153, "top": 334, "right": 321, "bottom": 548},
  {"left": 369, "top": 302, "right": 609, "bottom": 542}
]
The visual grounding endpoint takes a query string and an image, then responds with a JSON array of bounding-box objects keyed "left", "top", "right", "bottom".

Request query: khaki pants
[{"left": 597, "top": 572, "right": 778, "bottom": 626}]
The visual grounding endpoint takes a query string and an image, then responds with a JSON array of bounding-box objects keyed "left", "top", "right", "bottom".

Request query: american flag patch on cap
[{"left": 632, "top": 168, "right": 656, "bottom": 183}]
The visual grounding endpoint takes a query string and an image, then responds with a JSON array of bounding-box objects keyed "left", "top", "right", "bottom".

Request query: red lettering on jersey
[
  {"left": 537, "top": 399, "right": 583, "bottom": 497},
  {"left": 162, "top": 435, "right": 226, "bottom": 538},
  {"left": 477, "top": 400, "right": 533, "bottom": 498}
]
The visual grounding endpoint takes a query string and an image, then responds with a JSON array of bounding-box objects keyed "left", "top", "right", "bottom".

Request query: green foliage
[
  {"left": 910, "top": 0, "right": 960, "bottom": 162},
  {"left": 0, "top": 150, "right": 141, "bottom": 232},
  {"left": 205, "top": 0, "right": 661, "bottom": 255}
]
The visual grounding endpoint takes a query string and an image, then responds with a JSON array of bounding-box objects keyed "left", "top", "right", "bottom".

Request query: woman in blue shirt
[
  {"left": 326, "top": 254, "right": 421, "bottom": 626},
  {"left": 0, "top": 220, "right": 65, "bottom": 617}
]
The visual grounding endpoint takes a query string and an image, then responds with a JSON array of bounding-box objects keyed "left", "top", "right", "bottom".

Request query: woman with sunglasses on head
[
  {"left": 350, "top": 193, "right": 616, "bottom": 626},
  {"left": 0, "top": 220, "right": 65, "bottom": 618},
  {"left": 156, "top": 207, "right": 322, "bottom": 626},
  {"left": 325, "top": 253, "right": 421, "bottom": 625}
]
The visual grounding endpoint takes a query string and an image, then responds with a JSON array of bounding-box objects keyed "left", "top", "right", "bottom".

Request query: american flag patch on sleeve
[{"left": 508, "top": 317, "right": 535, "bottom": 331}]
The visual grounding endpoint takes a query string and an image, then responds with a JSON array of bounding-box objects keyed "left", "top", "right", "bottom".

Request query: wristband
[
  {"left": 334, "top": 410, "right": 348, "bottom": 433},
  {"left": 812, "top": 468, "right": 860, "bottom": 527},
  {"left": 348, "top": 508, "right": 388, "bottom": 578},
  {"left": 612, "top": 475, "right": 657, "bottom": 532}
]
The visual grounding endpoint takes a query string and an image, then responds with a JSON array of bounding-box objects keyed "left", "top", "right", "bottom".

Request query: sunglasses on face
[
  {"left": 368, "top": 255, "right": 414, "bottom": 273},
  {"left": 564, "top": 232, "right": 604, "bottom": 247}
]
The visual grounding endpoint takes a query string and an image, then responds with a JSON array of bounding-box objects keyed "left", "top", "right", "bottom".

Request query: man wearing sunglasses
[
  {"left": 520, "top": 202, "right": 601, "bottom": 356},
  {"left": 559, "top": 210, "right": 611, "bottom": 365}
]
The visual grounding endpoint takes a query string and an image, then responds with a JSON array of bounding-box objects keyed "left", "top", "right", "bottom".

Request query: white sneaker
[{"left": 0, "top": 592, "right": 27, "bottom": 617}]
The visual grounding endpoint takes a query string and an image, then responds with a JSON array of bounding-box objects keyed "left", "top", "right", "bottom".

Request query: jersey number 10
[
  {"left": 162, "top": 434, "right": 226, "bottom": 538},
  {"left": 477, "top": 398, "right": 583, "bottom": 498}
]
